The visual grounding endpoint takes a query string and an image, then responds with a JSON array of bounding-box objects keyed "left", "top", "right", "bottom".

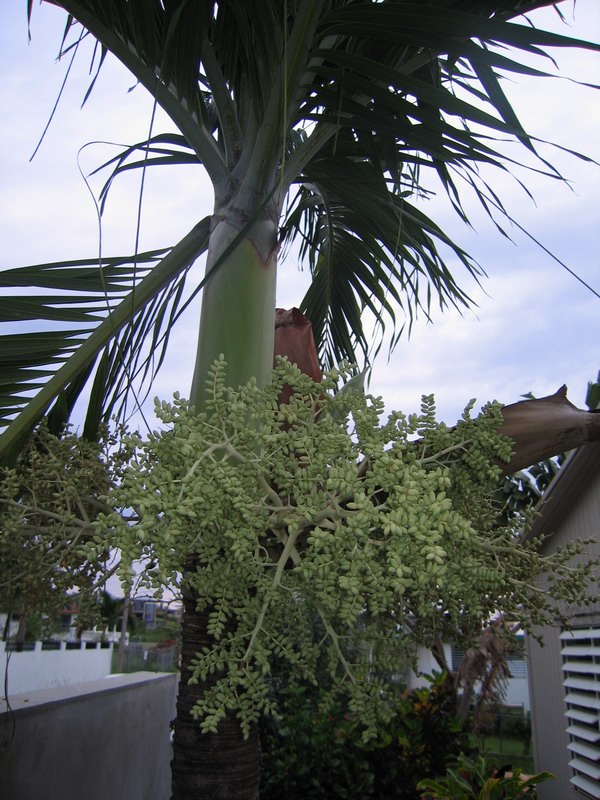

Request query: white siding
[
  {"left": 526, "top": 442, "right": 600, "bottom": 800},
  {"left": 561, "top": 628, "right": 600, "bottom": 799}
]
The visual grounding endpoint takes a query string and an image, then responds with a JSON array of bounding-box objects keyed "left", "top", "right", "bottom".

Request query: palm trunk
[
  {"left": 172, "top": 574, "right": 261, "bottom": 800},
  {"left": 172, "top": 202, "right": 278, "bottom": 799},
  {"left": 190, "top": 211, "right": 278, "bottom": 408}
]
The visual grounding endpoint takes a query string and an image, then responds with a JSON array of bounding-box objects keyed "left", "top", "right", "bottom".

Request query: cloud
[{"left": 1, "top": 1, "right": 598, "bottom": 437}]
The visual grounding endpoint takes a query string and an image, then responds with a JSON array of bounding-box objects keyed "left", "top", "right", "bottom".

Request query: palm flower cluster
[
  {"left": 0, "top": 426, "right": 118, "bottom": 626},
  {"left": 84, "top": 358, "right": 596, "bottom": 737}
]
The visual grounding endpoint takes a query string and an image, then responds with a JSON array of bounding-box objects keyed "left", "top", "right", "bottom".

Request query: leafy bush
[
  {"left": 260, "top": 673, "right": 471, "bottom": 800},
  {"left": 499, "top": 710, "right": 531, "bottom": 745},
  {"left": 418, "top": 754, "right": 553, "bottom": 799},
  {"left": 260, "top": 685, "right": 374, "bottom": 799}
]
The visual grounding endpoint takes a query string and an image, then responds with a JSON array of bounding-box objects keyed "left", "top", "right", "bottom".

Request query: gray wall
[
  {"left": 526, "top": 442, "right": 600, "bottom": 800},
  {"left": 528, "top": 620, "right": 583, "bottom": 800},
  {"left": 0, "top": 672, "right": 177, "bottom": 800}
]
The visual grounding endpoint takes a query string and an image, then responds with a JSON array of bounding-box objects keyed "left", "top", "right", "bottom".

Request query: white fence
[{"left": 2, "top": 640, "right": 114, "bottom": 697}]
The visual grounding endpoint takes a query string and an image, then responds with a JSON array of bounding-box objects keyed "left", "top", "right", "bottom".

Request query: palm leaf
[
  {"left": 0, "top": 218, "right": 210, "bottom": 464},
  {"left": 90, "top": 133, "right": 202, "bottom": 213},
  {"left": 6, "top": 0, "right": 597, "bottom": 454}
]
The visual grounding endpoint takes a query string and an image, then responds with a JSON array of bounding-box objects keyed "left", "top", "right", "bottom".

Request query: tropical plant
[
  {"left": 260, "top": 673, "right": 471, "bottom": 800},
  {"left": 0, "top": 423, "right": 118, "bottom": 630},
  {"left": 418, "top": 753, "right": 553, "bottom": 799},
  {"left": 2, "top": 2, "right": 600, "bottom": 798},
  {"left": 2, "top": 360, "right": 597, "bottom": 799}
]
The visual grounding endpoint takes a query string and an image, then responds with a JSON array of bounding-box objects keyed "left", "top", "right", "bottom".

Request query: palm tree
[{"left": 1, "top": 2, "right": 599, "bottom": 797}]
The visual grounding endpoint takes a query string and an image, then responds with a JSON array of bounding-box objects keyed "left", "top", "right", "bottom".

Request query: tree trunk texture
[{"left": 171, "top": 580, "right": 261, "bottom": 800}]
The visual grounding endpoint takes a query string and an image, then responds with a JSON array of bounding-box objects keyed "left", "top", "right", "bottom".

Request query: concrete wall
[
  {"left": 0, "top": 672, "right": 178, "bottom": 800},
  {"left": 2, "top": 641, "right": 114, "bottom": 696}
]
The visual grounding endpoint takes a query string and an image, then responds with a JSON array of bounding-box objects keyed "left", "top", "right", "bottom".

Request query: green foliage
[
  {"left": 260, "top": 684, "right": 375, "bottom": 799},
  {"left": 418, "top": 754, "right": 553, "bottom": 799},
  {"left": 495, "top": 458, "right": 562, "bottom": 522},
  {"left": 4, "top": 2, "right": 599, "bottom": 452},
  {"left": 97, "top": 590, "right": 123, "bottom": 630},
  {"left": 260, "top": 674, "right": 470, "bottom": 800},
  {"left": 494, "top": 710, "right": 531, "bottom": 745},
  {"left": 23, "top": 613, "right": 43, "bottom": 642},
  {"left": 82, "top": 358, "right": 597, "bottom": 737},
  {"left": 474, "top": 737, "right": 533, "bottom": 775},
  {"left": 0, "top": 424, "right": 120, "bottom": 624},
  {"left": 137, "top": 620, "right": 180, "bottom": 643}
]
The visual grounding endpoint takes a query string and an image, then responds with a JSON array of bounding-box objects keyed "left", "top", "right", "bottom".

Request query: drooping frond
[
  {"left": 276, "top": 2, "right": 599, "bottom": 366},
  {"left": 456, "top": 622, "right": 516, "bottom": 731},
  {"left": 2, "top": 0, "right": 596, "bottom": 457},
  {"left": 282, "top": 131, "right": 480, "bottom": 369},
  {"left": 0, "top": 219, "right": 210, "bottom": 463}
]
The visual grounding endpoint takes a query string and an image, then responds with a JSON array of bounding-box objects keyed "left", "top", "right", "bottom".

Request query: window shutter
[
  {"left": 451, "top": 647, "right": 464, "bottom": 672},
  {"left": 450, "top": 646, "right": 527, "bottom": 677},
  {"left": 561, "top": 628, "right": 600, "bottom": 799},
  {"left": 506, "top": 654, "right": 527, "bottom": 679}
]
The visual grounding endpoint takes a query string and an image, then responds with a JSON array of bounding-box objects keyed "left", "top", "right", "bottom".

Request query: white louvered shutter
[{"left": 561, "top": 628, "right": 600, "bottom": 799}]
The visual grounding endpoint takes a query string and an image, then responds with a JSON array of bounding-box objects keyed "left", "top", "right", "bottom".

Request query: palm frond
[
  {"left": 90, "top": 133, "right": 201, "bottom": 213},
  {"left": 7, "top": 0, "right": 597, "bottom": 451},
  {"left": 278, "top": 1, "right": 599, "bottom": 363},
  {"left": 283, "top": 129, "right": 479, "bottom": 369},
  {"left": 44, "top": 0, "right": 599, "bottom": 369},
  {"left": 54, "top": 0, "right": 230, "bottom": 185},
  {"left": 0, "top": 219, "right": 210, "bottom": 464}
]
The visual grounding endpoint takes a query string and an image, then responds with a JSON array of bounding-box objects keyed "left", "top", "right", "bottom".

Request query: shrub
[
  {"left": 260, "top": 673, "right": 472, "bottom": 800},
  {"left": 418, "top": 754, "right": 553, "bottom": 799}
]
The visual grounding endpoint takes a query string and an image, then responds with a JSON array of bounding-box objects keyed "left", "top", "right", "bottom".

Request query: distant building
[
  {"left": 130, "top": 596, "right": 182, "bottom": 630},
  {"left": 56, "top": 600, "right": 80, "bottom": 636}
]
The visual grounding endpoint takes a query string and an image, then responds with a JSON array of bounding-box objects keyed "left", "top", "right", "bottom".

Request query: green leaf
[
  {"left": 0, "top": 217, "right": 210, "bottom": 464},
  {"left": 9, "top": 0, "right": 598, "bottom": 457}
]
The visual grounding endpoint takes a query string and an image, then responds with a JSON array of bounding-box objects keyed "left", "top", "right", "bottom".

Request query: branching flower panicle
[
  {"left": 2, "top": 360, "right": 596, "bottom": 738},
  {"left": 89, "top": 358, "right": 597, "bottom": 737}
]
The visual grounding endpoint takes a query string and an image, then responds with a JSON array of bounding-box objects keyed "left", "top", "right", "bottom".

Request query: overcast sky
[{"left": 1, "top": 2, "right": 599, "bottom": 431}]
